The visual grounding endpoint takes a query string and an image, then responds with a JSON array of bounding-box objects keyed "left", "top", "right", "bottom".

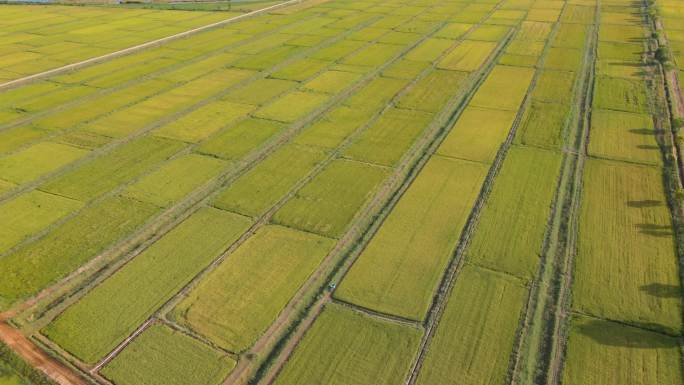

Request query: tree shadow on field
[
  {"left": 576, "top": 318, "right": 681, "bottom": 349},
  {"left": 640, "top": 283, "right": 681, "bottom": 298},
  {"left": 626, "top": 37, "right": 646, "bottom": 45},
  {"left": 635, "top": 223, "right": 673, "bottom": 237},
  {"left": 627, "top": 200, "right": 663, "bottom": 207},
  {"left": 629, "top": 128, "right": 655, "bottom": 135},
  {"left": 603, "top": 61, "right": 647, "bottom": 77}
]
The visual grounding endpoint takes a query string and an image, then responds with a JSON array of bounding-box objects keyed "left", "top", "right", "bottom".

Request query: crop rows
[
  {"left": 558, "top": 1, "right": 683, "bottom": 384},
  {"left": 0, "top": 1, "right": 536, "bottom": 385},
  {"left": 0, "top": 0, "right": 391, "bottom": 310},
  {"left": 0, "top": 0, "right": 682, "bottom": 385},
  {"left": 277, "top": 2, "right": 587, "bottom": 385},
  {"left": 0, "top": 5, "right": 235, "bottom": 83}
]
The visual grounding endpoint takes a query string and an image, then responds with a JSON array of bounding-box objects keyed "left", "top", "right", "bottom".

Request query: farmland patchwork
[{"left": 0, "top": 0, "right": 682, "bottom": 385}]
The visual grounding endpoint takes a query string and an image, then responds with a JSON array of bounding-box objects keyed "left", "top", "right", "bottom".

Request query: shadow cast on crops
[
  {"left": 576, "top": 318, "right": 681, "bottom": 348},
  {"left": 635, "top": 223, "right": 673, "bottom": 237},
  {"left": 640, "top": 283, "right": 681, "bottom": 298},
  {"left": 628, "top": 128, "right": 655, "bottom": 135},
  {"left": 627, "top": 200, "right": 663, "bottom": 207}
]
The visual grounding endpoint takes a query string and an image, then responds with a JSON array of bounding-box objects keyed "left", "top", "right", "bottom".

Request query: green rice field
[{"left": 0, "top": 0, "right": 681, "bottom": 384}]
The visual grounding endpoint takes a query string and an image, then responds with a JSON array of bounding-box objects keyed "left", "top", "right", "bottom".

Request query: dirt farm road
[{"left": 0, "top": 320, "right": 88, "bottom": 385}]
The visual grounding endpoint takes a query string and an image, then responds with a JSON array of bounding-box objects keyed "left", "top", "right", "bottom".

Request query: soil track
[
  {"left": 259, "top": 293, "right": 329, "bottom": 385},
  {"left": 0, "top": 321, "right": 88, "bottom": 385}
]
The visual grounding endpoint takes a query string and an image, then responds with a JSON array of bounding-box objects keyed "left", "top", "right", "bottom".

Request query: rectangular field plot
[
  {"left": 230, "top": 45, "right": 302, "bottom": 71},
  {"left": 415, "top": 266, "right": 527, "bottom": 385},
  {"left": 469, "top": 65, "right": 535, "bottom": 111},
  {"left": 31, "top": 78, "right": 172, "bottom": 132},
  {"left": 271, "top": 58, "right": 330, "bottom": 81},
  {"left": 404, "top": 38, "right": 454, "bottom": 63},
  {"left": 377, "top": 31, "right": 422, "bottom": 46},
  {"left": 588, "top": 110, "right": 661, "bottom": 165},
  {"left": 42, "top": 136, "right": 184, "bottom": 201},
  {"left": 172, "top": 225, "right": 335, "bottom": 352},
  {"left": 516, "top": 21, "right": 553, "bottom": 41},
  {"left": 396, "top": 70, "right": 468, "bottom": 112},
  {"left": 437, "top": 40, "right": 498, "bottom": 72},
  {"left": 0, "top": 6, "right": 231, "bottom": 83},
  {"left": 544, "top": 47, "right": 583, "bottom": 72},
  {"left": 55, "top": 130, "right": 111, "bottom": 150},
  {"left": 84, "top": 69, "right": 254, "bottom": 138},
  {"left": 499, "top": 53, "right": 539, "bottom": 68},
  {"left": 272, "top": 159, "right": 389, "bottom": 238},
  {"left": 197, "top": 118, "right": 285, "bottom": 160},
  {"left": 598, "top": 41, "right": 642, "bottom": 62},
  {"left": 0, "top": 196, "right": 159, "bottom": 309},
  {"left": 341, "top": 43, "right": 403, "bottom": 67},
  {"left": 294, "top": 106, "right": 372, "bottom": 149},
  {"left": 515, "top": 101, "right": 569, "bottom": 149},
  {"left": 468, "top": 25, "right": 511, "bottom": 41},
  {"left": 12, "top": 85, "right": 96, "bottom": 114},
  {"left": 213, "top": 144, "right": 328, "bottom": 217},
  {"left": 343, "top": 108, "right": 433, "bottom": 167},
  {"left": 83, "top": 58, "right": 180, "bottom": 89},
  {"left": 0, "top": 142, "right": 89, "bottom": 185},
  {"left": 273, "top": 303, "right": 421, "bottom": 385},
  {"left": 561, "top": 4, "right": 595, "bottom": 24},
  {"left": 437, "top": 106, "right": 517, "bottom": 163},
  {"left": 254, "top": 91, "right": 330, "bottom": 123},
  {"left": 532, "top": 70, "right": 577, "bottom": 104},
  {"left": 302, "top": 70, "right": 362, "bottom": 94},
  {"left": 152, "top": 101, "right": 255, "bottom": 143},
  {"left": 344, "top": 77, "right": 408, "bottom": 111},
  {"left": 336, "top": 156, "right": 488, "bottom": 321},
  {"left": 0, "top": 190, "right": 82, "bottom": 254},
  {"left": 596, "top": 58, "right": 643, "bottom": 80},
  {"left": 574, "top": 159, "right": 682, "bottom": 334},
  {"left": 44, "top": 207, "right": 252, "bottom": 364},
  {"left": 434, "top": 23, "right": 473, "bottom": 39},
  {"left": 506, "top": 40, "right": 545, "bottom": 57},
  {"left": 308, "top": 39, "right": 366, "bottom": 62},
  {"left": 101, "top": 324, "right": 235, "bottom": 385},
  {"left": 156, "top": 52, "right": 239, "bottom": 83},
  {"left": 599, "top": 24, "right": 645, "bottom": 44},
  {"left": 381, "top": 59, "right": 430, "bottom": 80},
  {"left": 563, "top": 316, "right": 682, "bottom": 385},
  {"left": 593, "top": 76, "right": 649, "bottom": 113},
  {"left": 466, "top": 146, "right": 561, "bottom": 280},
  {"left": 0, "top": 125, "right": 50, "bottom": 155},
  {"left": 0, "top": 81, "right": 61, "bottom": 110},
  {"left": 123, "top": 154, "right": 226, "bottom": 208},
  {"left": 223, "top": 78, "right": 296, "bottom": 106}
]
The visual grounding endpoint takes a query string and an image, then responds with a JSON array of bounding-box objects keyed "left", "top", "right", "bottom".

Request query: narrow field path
[
  {"left": 0, "top": 321, "right": 88, "bottom": 385},
  {"left": 510, "top": 4, "right": 598, "bottom": 384},
  {"left": 251, "top": 293, "right": 329, "bottom": 385},
  {"left": 0, "top": 0, "right": 301, "bottom": 92},
  {"left": 403, "top": 3, "right": 579, "bottom": 384}
]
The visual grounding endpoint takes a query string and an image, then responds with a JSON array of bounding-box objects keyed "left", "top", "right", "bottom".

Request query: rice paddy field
[
  {"left": 0, "top": 0, "right": 682, "bottom": 384},
  {"left": 0, "top": 5, "right": 233, "bottom": 82}
]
